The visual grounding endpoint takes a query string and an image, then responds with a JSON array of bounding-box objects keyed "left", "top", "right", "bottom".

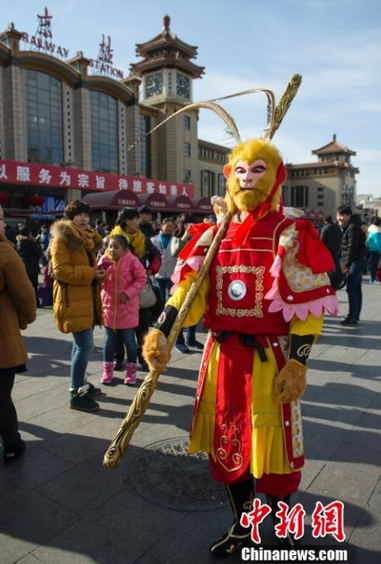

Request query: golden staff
[{"left": 103, "top": 73, "right": 302, "bottom": 470}]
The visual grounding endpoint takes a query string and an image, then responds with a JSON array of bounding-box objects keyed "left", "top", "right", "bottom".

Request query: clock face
[
  {"left": 177, "top": 74, "right": 190, "bottom": 98},
  {"left": 146, "top": 73, "right": 163, "bottom": 97}
]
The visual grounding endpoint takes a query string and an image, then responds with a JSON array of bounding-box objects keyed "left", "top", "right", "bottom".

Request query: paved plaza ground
[{"left": 1, "top": 280, "right": 381, "bottom": 563}]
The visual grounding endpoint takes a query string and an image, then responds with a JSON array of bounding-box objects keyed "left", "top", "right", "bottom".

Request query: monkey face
[
  {"left": 224, "top": 140, "right": 284, "bottom": 213},
  {"left": 234, "top": 160, "right": 267, "bottom": 189}
]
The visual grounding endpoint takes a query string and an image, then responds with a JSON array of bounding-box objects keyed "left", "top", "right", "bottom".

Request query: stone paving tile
[
  {"left": 298, "top": 458, "right": 327, "bottom": 498},
  {"left": 311, "top": 442, "right": 381, "bottom": 501},
  {"left": 344, "top": 410, "right": 381, "bottom": 453},
  {"left": 348, "top": 476, "right": 381, "bottom": 558},
  {"left": 302, "top": 419, "right": 348, "bottom": 462},
  {"left": 37, "top": 452, "right": 127, "bottom": 517},
  {"left": 18, "top": 406, "right": 102, "bottom": 444},
  {"left": 14, "top": 386, "right": 69, "bottom": 422},
  {"left": 38, "top": 426, "right": 115, "bottom": 466},
  {"left": 147, "top": 509, "right": 234, "bottom": 563},
  {"left": 33, "top": 489, "right": 185, "bottom": 564},
  {"left": 130, "top": 555, "right": 166, "bottom": 564},
  {"left": 0, "top": 490, "right": 79, "bottom": 564},
  {"left": 334, "top": 372, "right": 381, "bottom": 394},
  {"left": 12, "top": 375, "right": 68, "bottom": 401},
  {"left": 12, "top": 555, "right": 46, "bottom": 564},
  {"left": 0, "top": 445, "right": 74, "bottom": 503}
]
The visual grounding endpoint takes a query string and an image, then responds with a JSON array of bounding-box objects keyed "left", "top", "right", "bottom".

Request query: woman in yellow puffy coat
[{"left": 50, "top": 201, "right": 106, "bottom": 412}]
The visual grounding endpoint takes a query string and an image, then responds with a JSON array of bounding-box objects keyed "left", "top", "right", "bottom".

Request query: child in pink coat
[{"left": 99, "top": 235, "right": 146, "bottom": 385}]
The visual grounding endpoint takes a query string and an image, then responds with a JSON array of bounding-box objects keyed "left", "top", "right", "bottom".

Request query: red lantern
[
  {"left": 28, "top": 194, "right": 45, "bottom": 207},
  {"left": 0, "top": 192, "right": 9, "bottom": 203}
]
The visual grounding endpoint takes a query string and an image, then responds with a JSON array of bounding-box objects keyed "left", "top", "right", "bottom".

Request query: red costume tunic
[{"left": 169, "top": 210, "right": 338, "bottom": 497}]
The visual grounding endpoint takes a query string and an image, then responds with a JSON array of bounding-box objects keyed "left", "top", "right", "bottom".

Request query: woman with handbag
[
  {"left": 109, "top": 208, "right": 161, "bottom": 371},
  {"left": 99, "top": 235, "right": 146, "bottom": 386}
]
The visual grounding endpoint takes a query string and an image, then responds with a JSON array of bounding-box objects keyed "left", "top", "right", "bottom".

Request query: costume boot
[
  {"left": 124, "top": 363, "right": 137, "bottom": 386},
  {"left": 210, "top": 478, "right": 254, "bottom": 557},
  {"left": 101, "top": 362, "right": 114, "bottom": 385},
  {"left": 265, "top": 494, "right": 300, "bottom": 547}
]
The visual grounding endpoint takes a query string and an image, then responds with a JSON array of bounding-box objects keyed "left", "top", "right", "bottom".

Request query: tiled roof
[{"left": 312, "top": 134, "right": 356, "bottom": 156}]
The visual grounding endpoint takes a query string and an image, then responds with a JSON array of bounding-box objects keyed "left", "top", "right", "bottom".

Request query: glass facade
[
  {"left": 91, "top": 90, "right": 118, "bottom": 173},
  {"left": 25, "top": 70, "right": 63, "bottom": 165}
]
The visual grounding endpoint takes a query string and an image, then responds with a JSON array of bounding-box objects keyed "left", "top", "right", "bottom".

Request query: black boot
[
  {"left": 4, "top": 438, "right": 26, "bottom": 463},
  {"left": 265, "top": 494, "right": 300, "bottom": 547},
  {"left": 210, "top": 478, "right": 254, "bottom": 557}
]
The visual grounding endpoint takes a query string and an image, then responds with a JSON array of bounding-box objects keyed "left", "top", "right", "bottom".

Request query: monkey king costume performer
[{"left": 143, "top": 138, "right": 338, "bottom": 554}]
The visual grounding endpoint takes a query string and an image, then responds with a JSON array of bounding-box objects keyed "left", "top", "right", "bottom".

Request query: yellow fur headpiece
[{"left": 223, "top": 139, "right": 286, "bottom": 214}]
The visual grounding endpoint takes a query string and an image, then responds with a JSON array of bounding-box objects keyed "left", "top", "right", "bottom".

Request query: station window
[
  {"left": 201, "top": 170, "right": 214, "bottom": 198},
  {"left": 25, "top": 70, "right": 63, "bottom": 166},
  {"left": 291, "top": 185, "right": 309, "bottom": 207},
  {"left": 91, "top": 91, "right": 119, "bottom": 174}
]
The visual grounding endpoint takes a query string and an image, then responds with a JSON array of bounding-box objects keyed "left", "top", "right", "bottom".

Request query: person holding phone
[{"left": 50, "top": 200, "right": 106, "bottom": 412}]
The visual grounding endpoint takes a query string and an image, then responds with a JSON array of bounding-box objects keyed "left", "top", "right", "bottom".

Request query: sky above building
[{"left": 2, "top": 0, "right": 381, "bottom": 196}]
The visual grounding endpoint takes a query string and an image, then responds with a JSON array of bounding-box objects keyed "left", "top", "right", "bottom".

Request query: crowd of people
[
  {"left": 1, "top": 198, "right": 380, "bottom": 462},
  {"left": 321, "top": 206, "right": 381, "bottom": 326},
  {"left": 3, "top": 203, "right": 213, "bottom": 421}
]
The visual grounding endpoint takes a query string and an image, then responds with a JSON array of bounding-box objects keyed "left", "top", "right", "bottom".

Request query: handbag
[{"left": 139, "top": 279, "right": 158, "bottom": 309}]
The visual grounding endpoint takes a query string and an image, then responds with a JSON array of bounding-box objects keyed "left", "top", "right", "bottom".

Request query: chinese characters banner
[{"left": 0, "top": 160, "right": 195, "bottom": 198}]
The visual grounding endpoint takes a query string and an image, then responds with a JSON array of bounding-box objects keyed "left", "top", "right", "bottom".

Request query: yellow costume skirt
[{"left": 188, "top": 339, "right": 294, "bottom": 479}]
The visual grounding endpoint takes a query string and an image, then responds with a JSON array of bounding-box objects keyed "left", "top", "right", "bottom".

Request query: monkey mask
[{"left": 223, "top": 139, "right": 287, "bottom": 217}]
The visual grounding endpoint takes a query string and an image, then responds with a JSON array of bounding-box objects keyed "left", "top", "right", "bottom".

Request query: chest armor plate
[{"left": 204, "top": 212, "right": 292, "bottom": 335}]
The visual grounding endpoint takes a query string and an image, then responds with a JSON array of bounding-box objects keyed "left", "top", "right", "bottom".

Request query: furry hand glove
[
  {"left": 142, "top": 329, "right": 170, "bottom": 372},
  {"left": 276, "top": 359, "right": 307, "bottom": 403}
]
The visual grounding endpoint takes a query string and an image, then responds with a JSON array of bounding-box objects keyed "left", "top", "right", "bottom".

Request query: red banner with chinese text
[{"left": 0, "top": 160, "right": 195, "bottom": 198}]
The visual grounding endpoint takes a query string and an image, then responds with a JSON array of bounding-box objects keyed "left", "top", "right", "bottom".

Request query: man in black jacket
[
  {"left": 320, "top": 215, "right": 343, "bottom": 290},
  {"left": 336, "top": 205, "right": 366, "bottom": 325}
]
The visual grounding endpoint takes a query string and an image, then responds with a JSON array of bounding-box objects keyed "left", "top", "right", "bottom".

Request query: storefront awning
[
  {"left": 138, "top": 193, "right": 169, "bottom": 210},
  {"left": 83, "top": 190, "right": 140, "bottom": 209},
  {"left": 83, "top": 190, "right": 212, "bottom": 214},
  {"left": 166, "top": 195, "right": 193, "bottom": 212},
  {"left": 192, "top": 197, "right": 213, "bottom": 213}
]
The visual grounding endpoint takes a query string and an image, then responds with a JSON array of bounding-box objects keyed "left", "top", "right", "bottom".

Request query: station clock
[
  {"left": 176, "top": 74, "right": 190, "bottom": 98},
  {"left": 146, "top": 72, "right": 163, "bottom": 97}
]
